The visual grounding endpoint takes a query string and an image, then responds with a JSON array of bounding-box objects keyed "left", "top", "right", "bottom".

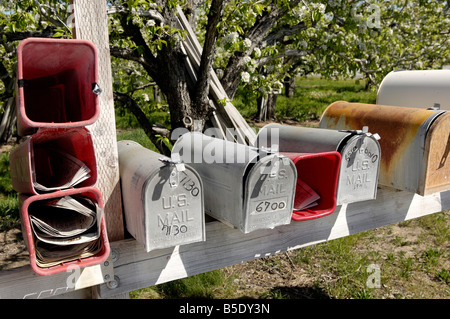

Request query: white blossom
[
  {"left": 147, "top": 19, "right": 156, "bottom": 27},
  {"left": 253, "top": 47, "right": 261, "bottom": 58},
  {"left": 241, "top": 71, "right": 251, "bottom": 83},
  {"left": 243, "top": 38, "right": 252, "bottom": 48},
  {"left": 224, "top": 31, "right": 239, "bottom": 44},
  {"left": 292, "top": 5, "right": 309, "bottom": 20}
]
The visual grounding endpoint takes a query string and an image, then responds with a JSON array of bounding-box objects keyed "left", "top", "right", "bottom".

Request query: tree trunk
[
  {"left": 257, "top": 93, "right": 277, "bottom": 122},
  {"left": 284, "top": 76, "right": 296, "bottom": 98},
  {"left": 0, "top": 96, "right": 16, "bottom": 143}
]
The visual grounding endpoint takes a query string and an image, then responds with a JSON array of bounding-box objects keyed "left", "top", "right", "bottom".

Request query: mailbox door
[
  {"left": 242, "top": 154, "right": 296, "bottom": 233},
  {"left": 320, "top": 101, "right": 443, "bottom": 194},
  {"left": 283, "top": 152, "right": 340, "bottom": 221},
  {"left": 337, "top": 134, "right": 381, "bottom": 204},
  {"left": 144, "top": 165, "right": 205, "bottom": 251},
  {"left": 421, "top": 112, "right": 450, "bottom": 195}
]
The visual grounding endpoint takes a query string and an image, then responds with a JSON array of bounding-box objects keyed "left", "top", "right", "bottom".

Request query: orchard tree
[{"left": 1, "top": 0, "right": 449, "bottom": 150}]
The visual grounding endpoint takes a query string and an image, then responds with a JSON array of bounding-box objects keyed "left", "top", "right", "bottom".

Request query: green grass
[
  {"left": 116, "top": 128, "right": 159, "bottom": 153},
  {"left": 0, "top": 152, "right": 19, "bottom": 232},
  {"left": 234, "top": 77, "right": 377, "bottom": 122},
  {"left": 130, "top": 270, "right": 238, "bottom": 299}
]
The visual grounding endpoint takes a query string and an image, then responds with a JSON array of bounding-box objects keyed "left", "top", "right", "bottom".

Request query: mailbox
[
  {"left": 377, "top": 70, "right": 450, "bottom": 110},
  {"left": 20, "top": 187, "right": 110, "bottom": 276},
  {"left": 257, "top": 123, "right": 381, "bottom": 206},
  {"left": 171, "top": 132, "right": 297, "bottom": 233},
  {"left": 16, "top": 38, "right": 101, "bottom": 136},
  {"left": 9, "top": 127, "right": 97, "bottom": 195},
  {"left": 320, "top": 101, "right": 450, "bottom": 195},
  {"left": 117, "top": 140, "right": 205, "bottom": 252}
]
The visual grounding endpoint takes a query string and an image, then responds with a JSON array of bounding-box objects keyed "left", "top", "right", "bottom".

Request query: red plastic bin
[
  {"left": 20, "top": 187, "right": 110, "bottom": 276},
  {"left": 16, "top": 38, "right": 101, "bottom": 136},
  {"left": 9, "top": 127, "right": 97, "bottom": 195},
  {"left": 283, "top": 152, "right": 341, "bottom": 221}
]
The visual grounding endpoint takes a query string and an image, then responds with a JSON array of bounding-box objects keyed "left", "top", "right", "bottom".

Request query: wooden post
[{"left": 71, "top": 0, "right": 124, "bottom": 242}]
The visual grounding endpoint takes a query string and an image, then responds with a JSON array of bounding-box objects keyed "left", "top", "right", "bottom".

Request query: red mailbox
[
  {"left": 283, "top": 152, "right": 341, "bottom": 221},
  {"left": 16, "top": 38, "right": 101, "bottom": 136},
  {"left": 20, "top": 187, "right": 109, "bottom": 276},
  {"left": 9, "top": 127, "right": 97, "bottom": 195}
]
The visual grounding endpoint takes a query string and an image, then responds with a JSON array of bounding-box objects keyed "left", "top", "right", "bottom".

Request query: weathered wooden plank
[
  {"left": 72, "top": 0, "right": 124, "bottom": 242},
  {"left": 97, "top": 188, "right": 449, "bottom": 298},
  {"left": 0, "top": 258, "right": 114, "bottom": 299}
]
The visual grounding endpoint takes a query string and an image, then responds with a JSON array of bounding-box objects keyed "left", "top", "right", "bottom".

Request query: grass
[
  {"left": 0, "top": 152, "right": 20, "bottom": 232},
  {"left": 234, "top": 77, "right": 377, "bottom": 122}
]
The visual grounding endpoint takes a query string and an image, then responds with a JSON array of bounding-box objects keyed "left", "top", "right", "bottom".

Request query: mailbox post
[{"left": 172, "top": 132, "right": 297, "bottom": 233}]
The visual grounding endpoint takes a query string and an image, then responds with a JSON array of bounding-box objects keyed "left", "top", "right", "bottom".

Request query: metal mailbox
[
  {"left": 20, "top": 187, "right": 110, "bottom": 276},
  {"left": 16, "top": 38, "right": 101, "bottom": 136},
  {"left": 171, "top": 132, "right": 297, "bottom": 233},
  {"left": 320, "top": 101, "right": 450, "bottom": 195},
  {"left": 256, "top": 123, "right": 381, "bottom": 206},
  {"left": 9, "top": 127, "right": 97, "bottom": 195},
  {"left": 117, "top": 140, "right": 205, "bottom": 252},
  {"left": 377, "top": 70, "right": 450, "bottom": 110}
]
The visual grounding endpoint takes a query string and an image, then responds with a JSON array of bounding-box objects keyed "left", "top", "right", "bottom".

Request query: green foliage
[
  {"left": 0, "top": 152, "right": 19, "bottom": 232},
  {"left": 234, "top": 77, "right": 376, "bottom": 122}
]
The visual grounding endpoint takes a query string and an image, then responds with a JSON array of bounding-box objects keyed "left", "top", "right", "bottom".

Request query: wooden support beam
[
  {"left": 95, "top": 188, "right": 450, "bottom": 298},
  {"left": 72, "top": 0, "right": 124, "bottom": 242},
  {"left": 0, "top": 258, "right": 114, "bottom": 299}
]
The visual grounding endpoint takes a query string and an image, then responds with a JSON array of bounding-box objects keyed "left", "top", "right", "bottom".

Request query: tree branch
[
  {"left": 0, "top": 26, "right": 58, "bottom": 42},
  {"left": 193, "top": 0, "right": 225, "bottom": 110},
  {"left": 107, "top": 5, "right": 164, "bottom": 24}
]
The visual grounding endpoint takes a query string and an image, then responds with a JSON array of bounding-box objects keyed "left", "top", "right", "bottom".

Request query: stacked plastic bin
[{"left": 9, "top": 38, "right": 110, "bottom": 276}]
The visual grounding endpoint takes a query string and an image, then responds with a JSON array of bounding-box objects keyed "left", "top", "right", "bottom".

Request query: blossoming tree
[{"left": 1, "top": 0, "right": 449, "bottom": 150}]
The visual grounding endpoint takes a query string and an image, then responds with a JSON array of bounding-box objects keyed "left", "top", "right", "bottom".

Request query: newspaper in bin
[{"left": 28, "top": 195, "right": 103, "bottom": 267}]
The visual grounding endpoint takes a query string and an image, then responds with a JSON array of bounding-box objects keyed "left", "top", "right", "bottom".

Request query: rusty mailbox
[
  {"left": 256, "top": 123, "right": 381, "bottom": 206},
  {"left": 171, "top": 132, "right": 297, "bottom": 233},
  {"left": 9, "top": 127, "right": 97, "bottom": 195},
  {"left": 118, "top": 140, "right": 205, "bottom": 252},
  {"left": 377, "top": 70, "right": 450, "bottom": 110},
  {"left": 320, "top": 101, "right": 450, "bottom": 195}
]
